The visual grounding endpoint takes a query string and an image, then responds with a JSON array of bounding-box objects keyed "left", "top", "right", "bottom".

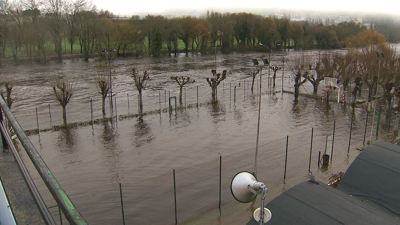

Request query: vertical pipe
[
  {"left": 127, "top": 93, "right": 130, "bottom": 114},
  {"left": 331, "top": 120, "right": 336, "bottom": 162},
  {"left": 173, "top": 169, "right": 177, "bottom": 225},
  {"left": 284, "top": 136, "right": 289, "bottom": 184},
  {"left": 219, "top": 155, "right": 222, "bottom": 209},
  {"left": 348, "top": 112, "right": 354, "bottom": 154},
  {"left": 119, "top": 183, "right": 125, "bottom": 225},
  {"left": 48, "top": 103, "right": 52, "bottom": 121},
  {"left": 36, "top": 107, "right": 40, "bottom": 134},
  {"left": 90, "top": 97, "right": 93, "bottom": 126},
  {"left": 363, "top": 111, "right": 369, "bottom": 146},
  {"left": 196, "top": 85, "right": 199, "bottom": 107},
  {"left": 308, "top": 128, "right": 314, "bottom": 173}
]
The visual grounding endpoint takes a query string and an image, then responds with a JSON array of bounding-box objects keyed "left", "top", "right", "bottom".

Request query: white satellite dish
[{"left": 230, "top": 171, "right": 272, "bottom": 224}]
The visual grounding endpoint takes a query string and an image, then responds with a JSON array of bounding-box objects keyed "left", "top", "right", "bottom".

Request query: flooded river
[{"left": 2, "top": 49, "right": 396, "bottom": 224}]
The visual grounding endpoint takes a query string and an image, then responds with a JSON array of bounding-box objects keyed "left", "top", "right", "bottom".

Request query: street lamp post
[
  {"left": 369, "top": 52, "right": 384, "bottom": 143},
  {"left": 252, "top": 57, "right": 269, "bottom": 177}
]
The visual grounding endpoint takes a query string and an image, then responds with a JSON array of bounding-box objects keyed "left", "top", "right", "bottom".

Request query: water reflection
[
  {"left": 101, "top": 121, "right": 119, "bottom": 150},
  {"left": 133, "top": 118, "right": 153, "bottom": 148},
  {"left": 209, "top": 102, "right": 226, "bottom": 123},
  {"left": 100, "top": 121, "right": 122, "bottom": 184},
  {"left": 56, "top": 128, "right": 77, "bottom": 153}
]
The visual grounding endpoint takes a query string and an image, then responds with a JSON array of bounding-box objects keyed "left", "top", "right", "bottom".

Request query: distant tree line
[{"left": 0, "top": 0, "right": 394, "bottom": 62}]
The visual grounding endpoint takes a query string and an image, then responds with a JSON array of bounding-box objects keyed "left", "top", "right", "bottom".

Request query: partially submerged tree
[
  {"left": 206, "top": 69, "right": 227, "bottom": 103},
  {"left": 170, "top": 76, "right": 195, "bottom": 106},
  {"left": 270, "top": 66, "right": 281, "bottom": 88},
  {"left": 290, "top": 54, "right": 309, "bottom": 99},
  {"left": 247, "top": 69, "right": 259, "bottom": 92},
  {"left": 52, "top": 78, "right": 76, "bottom": 126},
  {"left": 132, "top": 67, "right": 149, "bottom": 116},
  {"left": 95, "top": 62, "right": 111, "bottom": 117}
]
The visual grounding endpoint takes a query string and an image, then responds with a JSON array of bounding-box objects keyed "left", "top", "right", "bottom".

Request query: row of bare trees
[
  {"left": 284, "top": 42, "right": 400, "bottom": 109},
  {"left": 1, "top": 0, "right": 376, "bottom": 62}
]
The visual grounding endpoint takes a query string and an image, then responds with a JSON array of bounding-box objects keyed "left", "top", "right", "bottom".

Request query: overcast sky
[{"left": 91, "top": 0, "right": 399, "bottom": 17}]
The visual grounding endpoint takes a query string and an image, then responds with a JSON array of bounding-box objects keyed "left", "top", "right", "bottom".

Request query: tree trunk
[
  {"left": 179, "top": 86, "right": 183, "bottom": 106},
  {"left": 62, "top": 105, "right": 67, "bottom": 126},
  {"left": 251, "top": 77, "right": 255, "bottom": 92},
  {"left": 211, "top": 86, "right": 217, "bottom": 103},
  {"left": 313, "top": 83, "right": 319, "bottom": 95},
  {"left": 138, "top": 89, "right": 143, "bottom": 116},
  {"left": 102, "top": 95, "right": 106, "bottom": 117}
]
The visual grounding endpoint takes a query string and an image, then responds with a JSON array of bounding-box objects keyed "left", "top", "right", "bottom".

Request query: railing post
[{"left": 0, "top": 108, "right": 7, "bottom": 150}]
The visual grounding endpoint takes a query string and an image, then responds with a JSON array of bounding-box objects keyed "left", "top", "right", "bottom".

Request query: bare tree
[
  {"left": 247, "top": 69, "right": 259, "bottom": 92},
  {"left": 95, "top": 62, "right": 111, "bottom": 117},
  {"left": 270, "top": 66, "right": 281, "bottom": 88},
  {"left": 290, "top": 54, "right": 309, "bottom": 99},
  {"left": 52, "top": 78, "right": 76, "bottom": 126},
  {"left": 206, "top": 69, "right": 227, "bottom": 103},
  {"left": 132, "top": 67, "right": 149, "bottom": 116},
  {"left": 0, "top": 76, "right": 14, "bottom": 108},
  {"left": 170, "top": 76, "right": 195, "bottom": 106}
]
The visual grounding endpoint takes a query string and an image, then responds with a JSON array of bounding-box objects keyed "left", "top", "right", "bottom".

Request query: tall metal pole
[{"left": 254, "top": 65, "right": 263, "bottom": 177}]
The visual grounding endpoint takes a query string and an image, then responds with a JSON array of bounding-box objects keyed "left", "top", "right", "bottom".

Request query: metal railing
[{"left": 0, "top": 96, "right": 87, "bottom": 225}]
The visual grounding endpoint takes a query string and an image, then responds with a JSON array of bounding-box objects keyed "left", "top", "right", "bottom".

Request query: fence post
[
  {"left": 36, "top": 107, "right": 40, "bottom": 134},
  {"left": 219, "top": 155, "right": 222, "bottom": 209},
  {"left": 159, "top": 91, "right": 162, "bottom": 116},
  {"left": 331, "top": 120, "right": 336, "bottom": 162},
  {"left": 308, "top": 128, "right": 313, "bottom": 173},
  {"left": 90, "top": 97, "right": 93, "bottom": 126},
  {"left": 196, "top": 85, "right": 199, "bottom": 107},
  {"left": 127, "top": 93, "right": 130, "bottom": 114},
  {"left": 363, "top": 111, "right": 369, "bottom": 146},
  {"left": 284, "top": 135, "right": 289, "bottom": 184},
  {"left": 48, "top": 102, "right": 52, "bottom": 121},
  {"left": 173, "top": 169, "right": 177, "bottom": 224},
  {"left": 234, "top": 86, "right": 236, "bottom": 103},
  {"left": 348, "top": 112, "right": 354, "bottom": 154},
  {"left": 119, "top": 183, "right": 125, "bottom": 225},
  {"left": 115, "top": 96, "right": 118, "bottom": 120}
]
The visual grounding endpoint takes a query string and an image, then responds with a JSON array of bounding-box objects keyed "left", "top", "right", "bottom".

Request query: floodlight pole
[{"left": 369, "top": 52, "right": 383, "bottom": 143}]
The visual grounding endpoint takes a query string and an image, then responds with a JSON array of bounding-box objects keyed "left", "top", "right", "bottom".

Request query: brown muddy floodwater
[{"left": 3, "top": 50, "right": 395, "bottom": 224}]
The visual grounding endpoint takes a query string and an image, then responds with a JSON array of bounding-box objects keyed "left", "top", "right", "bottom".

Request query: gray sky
[{"left": 91, "top": 0, "right": 399, "bottom": 17}]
